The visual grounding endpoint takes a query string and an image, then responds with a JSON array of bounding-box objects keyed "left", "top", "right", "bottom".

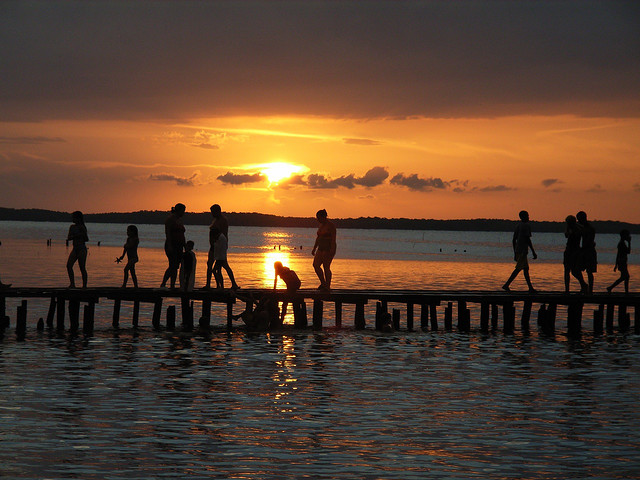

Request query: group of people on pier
[
  {"left": 60, "top": 204, "right": 337, "bottom": 294},
  {"left": 0, "top": 207, "right": 631, "bottom": 294},
  {"left": 502, "top": 210, "right": 631, "bottom": 294}
]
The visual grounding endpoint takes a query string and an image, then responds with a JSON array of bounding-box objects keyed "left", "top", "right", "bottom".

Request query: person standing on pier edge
[
  {"left": 160, "top": 203, "right": 186, "bottom": 289},
  {"left": 563, "top": 215, "right": 588, "bottom": 293},
  {"left": 116, "top": 225, "right": 139, "bottom": 288},
  {"left": 502, "top": 210, "right": 537, "bottom": 292},
  {"left": 206, "top": 204, "right": 239, "bottom": 290},
  {"left": 0, "top": 240, "right": 10, "bottom": 288},
  {"left": 576, "top": 210, "right": 597, "bottom": 294},
  {"left": 66, "top": 210, "right": 89, "bottom": 288},
  {"left": 312, "top": 209, "right": 337, "bottom": 291},
  {"left": 607, "top": 229, "right": 631, "bottom": 293}
]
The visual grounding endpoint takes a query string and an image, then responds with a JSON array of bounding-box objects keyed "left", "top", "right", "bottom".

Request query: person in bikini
[{"left": 311, "top": 209, "right": 336, "bottom": 291}]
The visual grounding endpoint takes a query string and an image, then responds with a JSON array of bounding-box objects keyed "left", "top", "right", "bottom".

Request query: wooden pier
[{"left": 0, "top": 287, "right": 639, "bottom": 339}]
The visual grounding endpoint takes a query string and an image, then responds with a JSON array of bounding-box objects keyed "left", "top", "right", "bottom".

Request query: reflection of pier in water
[{"left": 1, "top": 287, "right": 639, "bottom": 339}]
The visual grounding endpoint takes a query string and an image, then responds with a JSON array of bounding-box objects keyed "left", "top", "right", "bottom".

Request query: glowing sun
[{"left": 260, "top": 162, "right": 306, "bottom": 185}]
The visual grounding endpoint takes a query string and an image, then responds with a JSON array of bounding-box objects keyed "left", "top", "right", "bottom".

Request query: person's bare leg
[
  {"left": 313, "top": 254, "right": 326, "bottom": 288},
  {"left": 205, "top": 260, "right": 214, "bottom": 288},
  {"left": 222, "top": 262, "right": 239, "bottom": 289},
  {"left": 502, "top": 268, "right": 520, "bottom": 291},
  {"left": 67, "top": 251, "right": 77, "bottom": 287},
  {"left": 323, "top": 258, "right": 333, "bottom": 289},
  {"left": 587, "top": 272, "right": 594, "bottom": 294},
  {"left": 523, "top": 268, "right": 535, "bottom": 291},
  {"left": 122, "top": 267, "right": 129, "bottom": 287},
  {"left": 130, "top": 266, "right": 138, "bottom": 288}
]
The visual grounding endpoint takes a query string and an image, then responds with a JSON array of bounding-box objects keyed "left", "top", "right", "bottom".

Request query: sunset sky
[{"left": 1, "top": 1, "right": 639, "bottom": 222}]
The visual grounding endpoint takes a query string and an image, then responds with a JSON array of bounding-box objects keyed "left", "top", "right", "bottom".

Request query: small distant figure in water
[
  {"left": 206, "top": 204, "right": 239, "bottom": 290},
  {"left": 66, "top": 211, "right": 89, "bottom": 288},
  {"left": 576, "top": 211, "right": 597, "bottom": 294},
  {"left": 502, "top": 210, "right": 537, "bottom": 292},
  {"left": 160, "top": 203, "right": 186, "bottom": 289},
  {"left": 0, "top": 240, "right": 10, "bottom": 288},
  {"left": 563, "top": 215, "right": 588, "bottom": 293},
  {"left": 607, "top": 229, "right": 631, "bottom": 293},
  {"left": 274, "top": 261, "right": 302, "bottom": 323},
  {"left": 312, "top": 208, "right": 336, "bottom": 291},
  {"left": 180, "top": 240, "right": 197, "bottom": 292},
  {"left": 115, "top": 225, "right": 139, "bottom": 288}
]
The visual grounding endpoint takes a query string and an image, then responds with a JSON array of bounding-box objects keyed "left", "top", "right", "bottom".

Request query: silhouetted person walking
[
  {"left": 312, "top": 209, "right": 336, "bottom": 290},
  {"left": 563, "top": 215, "right": 588, "bottom": 293},
  {"left": 502, "top": 210, "right": 537, "bottom": 292},
  {"left": 577, "top": 210, "right": 597, "bottom": 293},
  {"left": 607, "top": 229, "right": 631, "bottom": 293},
  {"left": 116, "top": 225, "right": 139, "bottom": 288},
  {"left": 160, "top": 203, "right": 186, "bottom": 289},
  {"left": 205, "top": 204, "right": 239, "bottom": 289},
  {"left": 67, "top": 211, "right": 89, "bottom": 288}
]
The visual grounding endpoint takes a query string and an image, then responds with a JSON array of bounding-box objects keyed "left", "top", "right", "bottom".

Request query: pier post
[
  {"left": 46, "top": 297, "right": 56, "bottom": 329},
  {"left": 593, "top": 304, "right": 604, "bottom": 335},
  {"left": 16, "top": 300, "right": 27, "bottom": 340},
  {"left": 0, "top": 296, "right": 5, "bottom": 326},
  {"left": 503, "top": 302, "right": 515, "bottom": 334},
  {"left": 166, "top": 305, "right": 176, "bottom": 330},
  {"left": 547, "top": 304, "right": 557, "bottom": 333},
  {"left": 180, "top": 297, "right": 193, "bottom": 331},
  {"left": 392, "top": 309, "right": 400, "bottom": 330},
  {"left": 491, "top": 304, "right": 499, "bottom": 331},
  {"left": 69, "top": 299, "right": 80, "bottom": 333},
  {"left": 152, "top": 299, "right": 163, "bottom": 329},
  {"left": 200, "top": 299, "right": 212, "bottom": 329},
  {"left": 618, "top": 304, "right": 629, "bottom": 332},
  {"left": 606, "top": 303, "right": 615, "bottom": 333},
  {"left": 457, "top": 301, "right": 470, "bottom": 332},
  {"left": 480, "top": 302, "right": 489, "bottom": 332},
  {"left": 406, "top": 303, "right": 414, "bottom": 331},
  {"left": 294, "top": 301, "right": 307, "bottom": 328},
  {"left": 83, "top": 302, "right": 95, "bottom": 335},
  {"left": 444, "top": 302, "right": 453, "bottom": 330},
  {"left": 112, "top": 298, "right": 121, "bottom": 329},
  {"left": 521, "top": 300, "right": 532, "bottom": 333},
  {"left": 226, "top": 301, "right": 234, "bottom": 331},
  {"left": 567, "top": 301, "right": 583, "bottom": 337},
  {"left": 420, "top": 304, "right": 429, "bottom": 331},
  {"left": 56, "top": 296, "right": 65, "bottom": 332},
  {"left": 335, "top": 301, "right": 342, "bottom": 328},
  {"left": 635, "top": 305, "right": 640, "bottom": 335},
  {"left": 354, "top": 302, "right": 366, "bottom": 330},
  {"left": 430, "top": 304, "right": 438, "bottom": 331},
  {"left": 313, "top": 299, "right": 324, "bottom": 330},
  {"left": 132, "top": 300, "right": 140, "bottom": 328}
]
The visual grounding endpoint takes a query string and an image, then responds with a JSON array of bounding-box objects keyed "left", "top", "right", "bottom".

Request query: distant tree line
[{"left": 0, "top": 207, "right": 638, "bottom": 234}]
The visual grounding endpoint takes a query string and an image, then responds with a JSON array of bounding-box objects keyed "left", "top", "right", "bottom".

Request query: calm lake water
[{"left": 1, "top": 221, "right": 639, "bottom": 479}]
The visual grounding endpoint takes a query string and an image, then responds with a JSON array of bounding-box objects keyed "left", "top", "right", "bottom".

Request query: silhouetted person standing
[
  {"left": 607, "top": 229, "right": 631, "bottom": 293},
  {"left": 312, "top": 209, "right": 337, "bottom": 290},
  {"left": 577, "top": 210, "right": 597, "bottom": 293},
  {"left": 116, "top": 225, "right": 139, "bottom": 288},
  {"left": 502, "top": 210, "right": 537, "bottom": 292},
  {"left": 67, "top": 211, "right": 89, "bottom": 288},
  {"left": 563, "top": 215, "right": 588, "bottom": 293},
  {"left": 206, "top": 204, "right": 239, "bottom": 289},
  {"left": 0, "top": 240, "right": 10, "bottom": 288},
  {"left": 161, "top": 203, "right": 186, "bottom": 289}
]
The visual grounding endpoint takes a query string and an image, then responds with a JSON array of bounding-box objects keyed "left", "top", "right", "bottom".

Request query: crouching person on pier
[{"left": 274, "top": 261, "right": 301, "bottom": 324}]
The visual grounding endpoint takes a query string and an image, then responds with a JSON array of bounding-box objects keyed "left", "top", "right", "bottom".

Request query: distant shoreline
[{"left": 1, "top": 207, "right": 638, "bottom": 234}]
